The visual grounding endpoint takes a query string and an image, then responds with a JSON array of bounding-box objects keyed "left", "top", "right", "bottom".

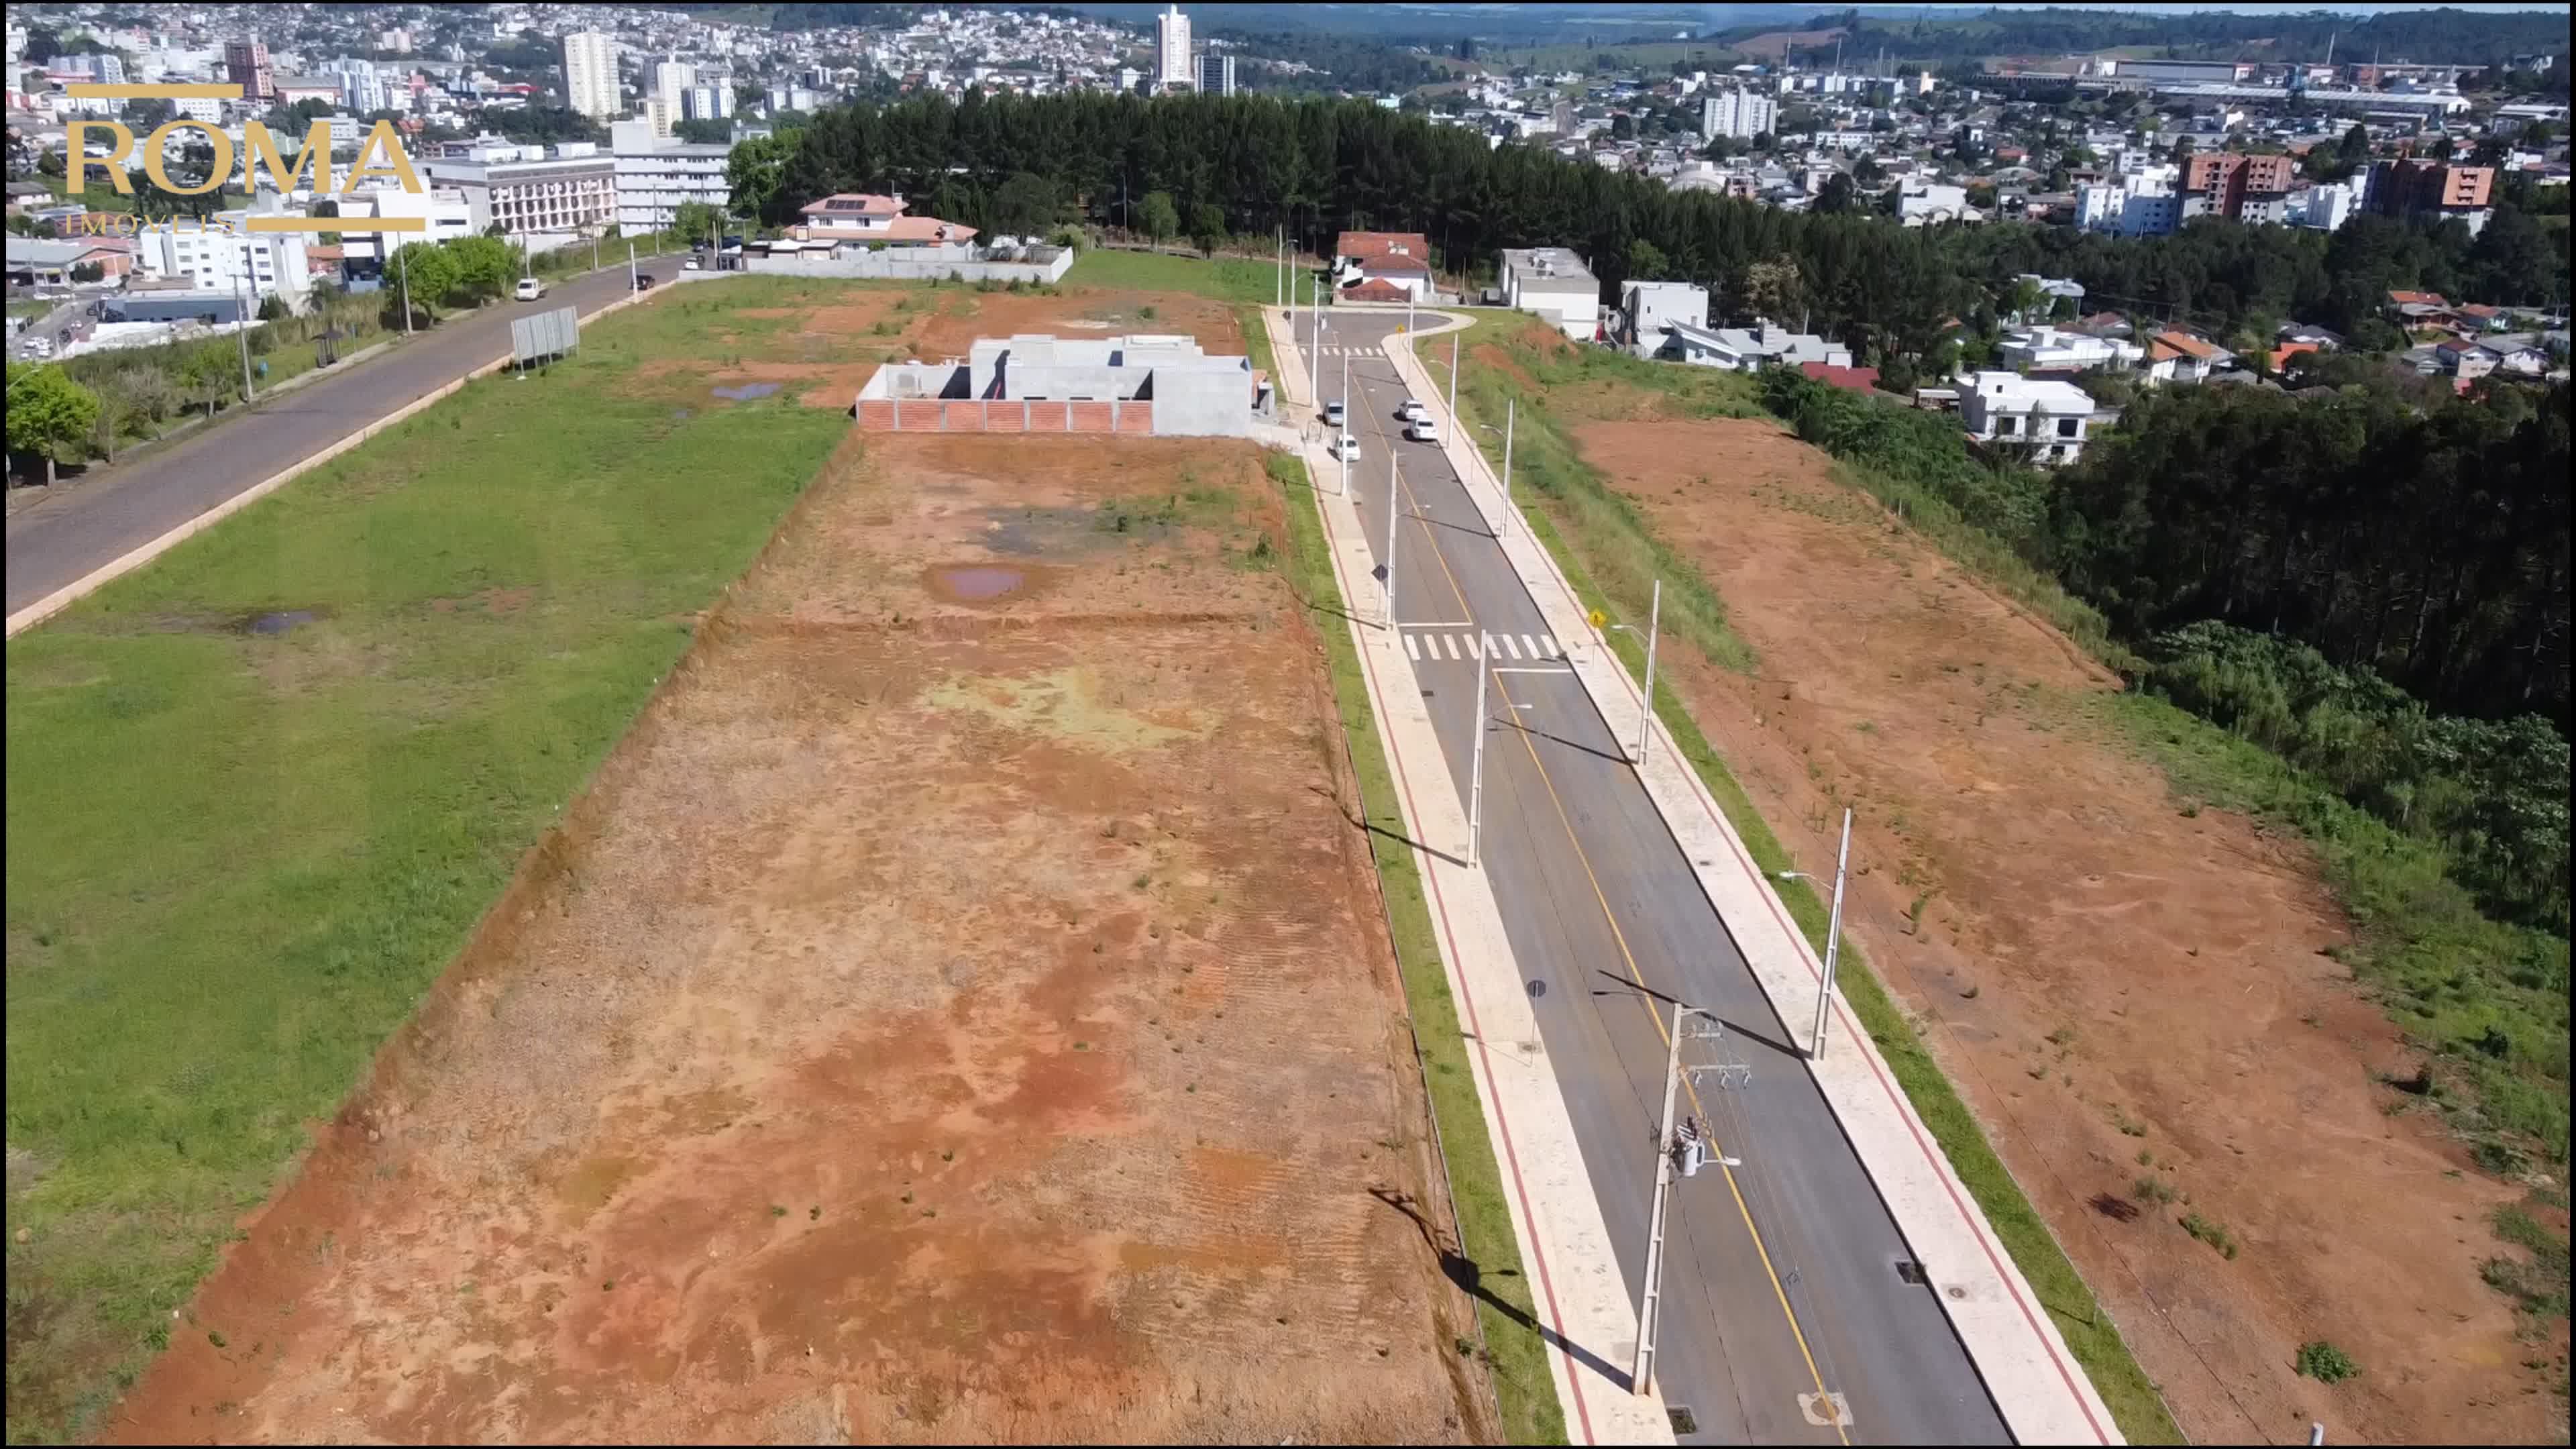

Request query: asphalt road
[
  {"left": 5, "top": 262, "right": 663, "bottom": 618},
  {"left": 1301, "top": 313, "right": 2012, "bottom": 1446}
]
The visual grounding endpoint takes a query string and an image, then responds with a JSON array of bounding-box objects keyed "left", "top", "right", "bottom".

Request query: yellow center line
[
  {"left": 1486, "top": 669, "right": 1849, "bottom": 1438},
  {"left": 1344, "top": 317, "right": 1852, "bottom": 1435}
]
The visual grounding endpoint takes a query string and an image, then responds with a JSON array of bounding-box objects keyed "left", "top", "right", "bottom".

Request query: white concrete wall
[{"left": 740, "top": 248, "right": 1073, "bottom": 284}]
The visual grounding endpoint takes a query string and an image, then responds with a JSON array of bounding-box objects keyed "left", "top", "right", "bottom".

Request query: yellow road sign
[{"left": 1588, "top": 609, "right": 1607, "bottom": 628}]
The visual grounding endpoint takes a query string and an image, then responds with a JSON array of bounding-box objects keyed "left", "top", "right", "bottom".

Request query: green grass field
[
  {"left": 1244, "top": 306, "right": 1564, "bottom": 1444},
  {"left": 1069, "top": 248, "right": 1318, "bottom": 307},
  {"left": 1437, "top": 314, "right": 2186, "bottom": 1444},
  {"left": 3, "top": 276, "right": 859, "bottom": 1444}
]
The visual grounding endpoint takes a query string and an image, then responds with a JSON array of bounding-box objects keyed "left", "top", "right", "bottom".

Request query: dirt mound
[{"left": 1574, "top": 416, "right": 2557, "bottom": 1445}]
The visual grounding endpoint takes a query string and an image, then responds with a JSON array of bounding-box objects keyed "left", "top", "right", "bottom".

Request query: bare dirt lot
[
  {"left": 104, "top": 433, "right": 1485, "bottom": 1444},
  {"left": 1574, "top": 417, "right": 2561, "bottom": 1444}
]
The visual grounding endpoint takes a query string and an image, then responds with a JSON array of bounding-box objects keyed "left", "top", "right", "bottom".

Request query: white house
[
  {"left": 1499, "top": 247, "right": 1599, "bottom": 340},
  {"left": 1617, "top": 280, "right": 1709, "bottom": 358},
  {"left": 1898, "top": 179, "right": 1972, "bottom": 225},
  {"left": 1663, "top": 320, "right": 1851, "bottom": 370},
  {"left": 1998, "top": 325, "right": 2143, "bottom": 372},
  {"left": 334, "top": 184, "right": 475, "bottom": 262},
  {"left": 1959, "top": 371, "right": 2095, "bottom": 465}
]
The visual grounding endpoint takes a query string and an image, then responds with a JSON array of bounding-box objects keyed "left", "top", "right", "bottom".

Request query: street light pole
[
  {"left": 1811, "top": 808, "right": 1852, "bottom": 1059},
  {"left": 398, "top": 245, "right": 413, "bottom": 335},
  {"left": 1499, "top": 396, "right": 1515, "bottom": 537},
  {"left": 232, "top": 262, "right": 253, "bottom": 405},
  {"left": 1448, "top": 332, "right": 1458, "bottom": 417},
  {"left": 1634, "top": 1003, "right": 1738, "bottom": 1397},
  {"left": 628, "top": 240, "right": 638, "bottom": 292},
  {"left": 1383, "top": 455, "right": 1399, "bottom": 629},
  {"left": 1638, "top": 578, "right": 1661, "bottom": 764},
  {"left": 1469, "top": 631, "right": 1489, "bottom": 865}
]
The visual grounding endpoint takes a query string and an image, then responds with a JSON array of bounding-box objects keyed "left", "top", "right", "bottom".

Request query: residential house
[
  {"left": 792, "top": 193, "right": 977, "bottom": 247},
  {"left": 1498, "top": 247, "right": 1600, "bottom": 340},
  {"left": 2068, "top": 311, "right": 2135, "bottom": 339},
  {"left": 2489, "top": 335, "right": 2551, "bottom": 375},
  {"left": 1333, "top": 230, "right": 1434, "bottom": 299},
  {"left": 1616, "top": 280, "right": 1709, "bottom": 358},
  {"left": 2455, "top": 303, "right": 2510, "bottom": 332},
  {"left": 1958, "top": 370, "right": 2096, "bottom": 465},
  {"left": 1998, "top": 325, "right": 2142, "bottom": 372},
  {"left": 1799, "top": 361, "right": 1881, "bottom": 392},
  {"left": 1662, "top": 320, "right": 1851, "bottom": 370},
  {"left": 3, "top": 235, "right": 136, "bottom": 286},
  {"left": 2434, "top": 339, "right": 2500, "bottom": 381},
  {"left": 2271, "top": 321, "right": 2344, "bottom": 372},
  {"left": 2146, "top": 330, "right": 2231, "bottom": 385}
]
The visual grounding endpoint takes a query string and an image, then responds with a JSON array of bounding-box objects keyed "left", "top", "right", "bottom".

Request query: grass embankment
[
  {"left": 1074, "top": 248, "right": 1318, "bottom": 306},
  {"left": 1431, "top": 313, "right": 2186, "bottom": 1444},
  {"left": 1243, "top": 306, "right": 1565, "bottom": 1446},
  {"left": 3, "top": 276, "right": 859, "bottom": 1444}
]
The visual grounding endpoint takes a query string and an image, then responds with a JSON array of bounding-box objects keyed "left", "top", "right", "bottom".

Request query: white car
[
  {"left": 1323, "top": 398, "right": 1345, "bottom": 426},
  {"left": 682, "top": 257, "right": 704, "bottom": 272},
  {"left": 1332, "top": 434, "right": 1361, "bottom": 462},
  {"left": 1406, "top": 416, "right": 1442, "bottom": 443},
  {"left": 513, "top": 277, "right": 546, "bottom": 301},
  {"left": 1398, "top": 398, "right": 1427, "bottom": 422}
]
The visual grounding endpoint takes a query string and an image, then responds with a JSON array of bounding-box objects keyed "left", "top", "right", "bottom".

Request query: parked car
[
  {"left": 682, "top": 257, "right": 702, "bottom": 272},
  {"left": 1405, "top": 416, "right": 1442, "bottom": 443},
  {"left": 1398, "top": 398, "right": 1426, "bottom": 421},
  {"left": 1323, "top": 398, "right": 1345, "bottom": 426},
  {"left": 513, "top": 277, "right": 547, "bottom": 301},
  {"left": 1332, "top": 433, "right": 1361, "bottom": 462}
]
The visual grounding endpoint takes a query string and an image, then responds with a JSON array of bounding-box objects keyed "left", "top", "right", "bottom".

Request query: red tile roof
[
  {"left": 1336, "top": 230, "right": 1430, "bottom": 263},
  {"left": 1799, "top": 362, "right": 1881, "bottom": 392},
  {"left": 1344, "top": 278, "right": 1411, "bottom": 303},
  {"left": 802, "top": 193, "right": 908, "bottom": 218},
  {"left": 2151, "top": 330, "right": 2225, "bottom": 362},
  {"left": 2386, "top": 288, "right": 2449, "bottom": 307}
]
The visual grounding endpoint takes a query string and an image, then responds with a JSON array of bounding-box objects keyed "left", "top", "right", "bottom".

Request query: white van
[
  {"left": 514, "top": 277, "right": 546, "bottom": 302},
  {"left": 1332, "top": 434, "right": 1361, "bottom": 462}
]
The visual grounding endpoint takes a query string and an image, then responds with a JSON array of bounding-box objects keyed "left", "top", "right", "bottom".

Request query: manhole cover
[
  {"left": 1526, "top": 979, "right": 1546, "bottom": 998},
  {"left": 1666, "top": 1405, "right": 1699, "bottom": 1436}
]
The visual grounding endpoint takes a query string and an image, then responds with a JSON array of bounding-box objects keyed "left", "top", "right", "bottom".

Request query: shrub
[{"left": 2295, "top": 1340, "right": 2359, "bottom": 1383}]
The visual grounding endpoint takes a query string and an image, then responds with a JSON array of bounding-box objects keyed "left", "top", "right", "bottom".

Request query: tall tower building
[
  {"left": 1157, "top": 5, "right": 1193, "bottom": 89},
  {"left": 1197, "top": 52, "right": 1235, "bottom": 97},
  {"left": 564, "top": 31, "right": 619, "bottom": 120},
  {"left": 225, "top": 38, "right": 276, "bottom": 102}
]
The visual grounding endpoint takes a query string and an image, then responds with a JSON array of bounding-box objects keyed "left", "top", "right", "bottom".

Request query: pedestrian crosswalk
[
  {"left": 1401, "top": 629, "right": 1562, "bottom": 663},
  {"left": 1306, "top": 343, "right": 1375, "bottom": 358}
]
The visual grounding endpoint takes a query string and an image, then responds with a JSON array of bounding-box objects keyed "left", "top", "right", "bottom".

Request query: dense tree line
[
  {"left": 2053, "top": 378, "right": 2569, "bottom": 729},
  {"left": 763, "top": 91, "right": 2566, "bottom": 362}
]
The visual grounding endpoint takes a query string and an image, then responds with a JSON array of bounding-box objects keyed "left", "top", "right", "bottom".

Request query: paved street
[
  {"left": 1300, "top": 310, "right": 2012, "bottom": 1446},
  {"left": 5, "top": 259, "right": 672, "bottom": 618}
]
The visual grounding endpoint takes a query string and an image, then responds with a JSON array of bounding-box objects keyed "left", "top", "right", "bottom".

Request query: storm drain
[
  {"left": 1894, "top": 1258, "right": 1929, "bottom": 1285},
  {"left": 1666, "top": 1405, "right": 1699, "bottom": 1437}
]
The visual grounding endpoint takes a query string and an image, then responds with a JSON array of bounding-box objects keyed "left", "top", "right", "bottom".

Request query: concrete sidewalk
[
  {"left": 1262, "top": 308, "right": 1674, "bottom": 1448},
  {"left": 1383, "top": 313, "right": 2124, "bottom": 1446}
]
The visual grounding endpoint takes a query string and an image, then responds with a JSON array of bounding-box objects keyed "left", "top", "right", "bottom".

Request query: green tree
[
  {"left": 445, "top": 234, "right": 517, "bottom": 299},
  {"left": 1627, "top": 237, "right": 1669, "bottom": 280},
  {"left": 1815, "top": 172, "right": 1858, "bottom": 214},
  {"left": 1189, "top": 201, "right": 1225, "bottom": 256},
  {"left": 256, "top": 292, "right": 290, "bottom": 323},
  {"left": 987, "top": 170, "right": 1059, "bottom": 238},
  {"left": 672, "top": 199, "right": 723, "bottom": 246},
  {"left": 726, "top": 133, "right": 799, "bottom": 227},
  {"left": 6, "top": 364, "right": 102, "bottom": 488},
  {"left": 1139, "top": 189, "right": 1179, "bottom": 250},
  {"left": 383, "top": 240, "right": 460, "bottom": 319},
  {"left": 676, "top": 117, "right": 733, "bottom": 146}
]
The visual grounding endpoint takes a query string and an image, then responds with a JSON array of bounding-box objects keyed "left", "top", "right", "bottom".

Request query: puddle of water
[
  {"left": 241, "top": 610, "right": 318, "bottom": 635},
  {"left": 710, "top": 382, "right": 783, "bottom": 400},
  {"left": 926, "top": 565, "right": 1026, "bottom": 600}
]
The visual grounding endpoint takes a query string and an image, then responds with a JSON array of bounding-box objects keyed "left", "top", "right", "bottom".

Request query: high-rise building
[
  {"left": 1699, "top": 87, "right": 1776, "bottom": 141},
  {"left": 328, "top": 58, "right": 385, "bottom": 115},
  {"left": 1156, "top": 5, "right": 1192, "bottom": 89},
  {"left": 655, "top": 59, "right": 697, "bottom": 106},
  {"left": 2182, "top": 151, "right": 2298, "bottom": 221},
  {"left": 564, "top": 31, "right": 618, "bottom": 120},
  {"left": 1197, "top": 52, "right": 1234, "bottom": 97},
  {"left": 686, "top": 82, "right": 735, "bottom": 121},
  {"left": 225, "top": 38, "right": 276, "bottom": 102},
  {"left": 2366, "top": 158, "right": 2496, "bottom": 225}
]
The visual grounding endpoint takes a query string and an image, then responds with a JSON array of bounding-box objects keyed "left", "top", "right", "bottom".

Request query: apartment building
[
  {"left": 1197, "top": 52, "right": 1234, "bottom": 98},
  {"left": 422, "top": 139, "right": 616, "bottom": 240},
  {"left": 1498, "top": 247, "right": 1599, "bottom": 339},
  {"left": 1699, "top": 87, "right": 1777, "bottom": 142},
  {"left": 2183, "top": 151, "right": 2299, "bottom": 221},
  {"left": 224, "top": 38, "right": 275, "bottom": 103},
  {"left": 1157, "top": 5, "right": 1193, "bottom": 89},
  {"left": 610, "top": 119, "right": 731, "bottom": 233},
  {"left": 564, "top": 31, "right": 619, "bottom": 119},
  {"left": 2366, "top": 158, "right": 2496, "bottom": 232}
]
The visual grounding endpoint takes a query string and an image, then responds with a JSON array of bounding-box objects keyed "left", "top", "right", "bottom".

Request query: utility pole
[
  {"left": 1499, "top": 396, "right": 1515, "bottom": 537},
  {"left": 1638, "top": 579, "right": 1660, "bottom": 764},
  {"left": 1634, "top": 1004, "right": 1742, "bottom": 1397},
  {"left": 1810, "top": 808, "right": 1852, "bottom": 1059},
  {"left": 1448, "top": 333, "right": 1458, "bottom": 416},
  {"left": 232, "top": 261, "right": 254, "bottom": 405},
  {"left": 1469, "top": 629, "right": 1490, "bottom": 864},
  {"left": 629, "top": 241, "right": 639, "bottom": 292},
  {"left": 398, "top": 246, "right": 413, "bottom": 336},
  {"left": 1383, "top": 455, "right": 1399, "bottom": 629}
]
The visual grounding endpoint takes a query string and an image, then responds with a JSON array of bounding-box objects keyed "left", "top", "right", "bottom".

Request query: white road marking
[
  {"left": 1493, "top": 666, "right": 1574, "bottom": 676},
  {"left": 1466, "top": 634, "right": 1483, "bottom": 660},
  {"left": 1521, "top": 633, "right": 1542, "bottom": 658},
  {"left": 1403, "top": 633, "right": 1420, "bottom": 661},
  {"left": 1499, "top": 634, "right": 1523, "bottom": 659},
  {"left": 1540, "top": 633, "right": 1558, "bottom": 656}
]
